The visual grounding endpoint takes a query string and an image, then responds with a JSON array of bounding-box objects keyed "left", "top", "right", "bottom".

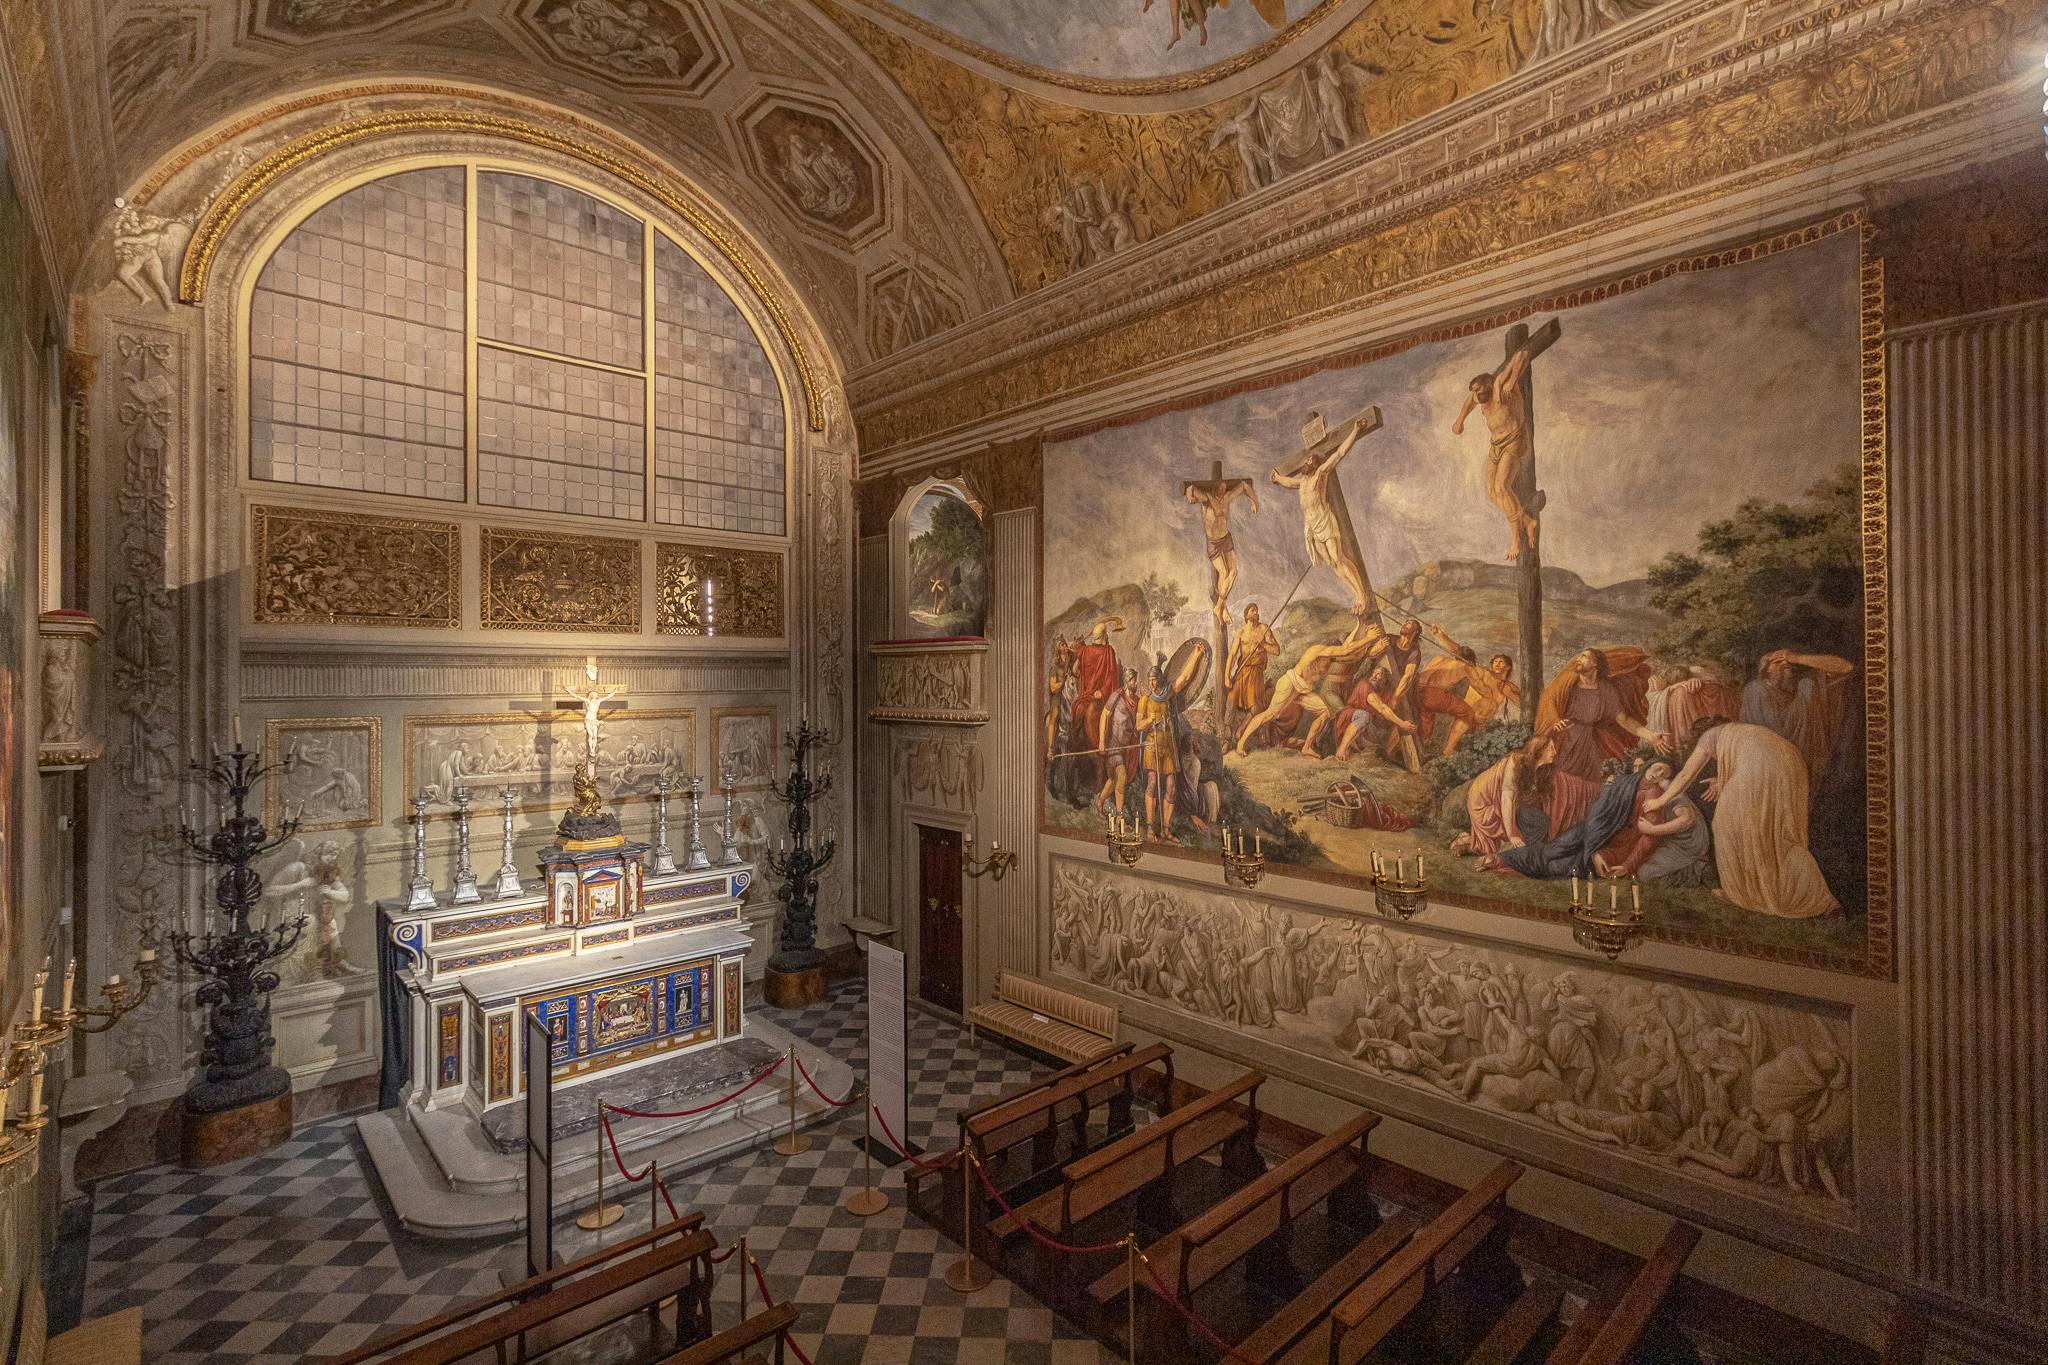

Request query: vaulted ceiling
[{"left": 0, "top": 0, "right": 1656, "bottom": 371}]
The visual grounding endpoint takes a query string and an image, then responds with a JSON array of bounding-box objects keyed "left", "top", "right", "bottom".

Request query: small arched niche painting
[{"left": 905, "top": 483, "right": 987, "bottom": 638}]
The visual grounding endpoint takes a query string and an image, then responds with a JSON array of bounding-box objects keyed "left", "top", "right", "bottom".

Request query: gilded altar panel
[
  {"left": 655, "top": 542, "right": 784, "bottom": 638},
  {"left": 250, "top": 503, "right": 460, "bottom": 628},
  {"left": 480, "top": 525, "right": 641, "bottom": 633}
]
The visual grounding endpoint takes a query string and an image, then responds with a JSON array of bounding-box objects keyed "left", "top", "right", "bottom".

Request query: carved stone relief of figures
[
  {"left": 748, "top": 105, "right": 880, "bottom": 235},
  {"left": 869, "top": 266, "right": 961, "bottom": 358},
  {"left": 1049, "top": 860, "right": 1855, "bottom": 1215},
  {"left": 1043, "top": 180, "right": 1141, "bottom": 273},
  {"left": 106, "top": 146, "right": 256, "bottom": 312},
  {"left": 403, "top": 710, "right": 695, "bottom": 815},
  {"left": 37, "top": 612, "right": 102, "bottom": 769},
  {"left": 264, "top": 717, "right": 380, "bottom": 831},
  {"left": 900, "top": 731, "right": 982, "bottom": 812},
  {"left": 527, "top": 0, "right": 710, "bottom": 83},
  {"left": 1529, "top": 0, "right": 1665, "bottom": 63},
  {"left": 269, "top": 838, "right": 365, "bottom": 983},
  {"left": 1211, "top": 50, "right": 1379, "bottom": 192},
  {"left": 873, "top": 650, "right": 984, "bottom": 720}
]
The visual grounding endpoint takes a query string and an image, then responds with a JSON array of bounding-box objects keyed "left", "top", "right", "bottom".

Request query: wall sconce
[
  {"left": 962, "top": 835, "right": 1017, "bottom": 882},
  {"left": 0, "top": 945, "right": 161, "bottom": 1181},
  {"left": 1222, "top": 825, "right": 1264, "bottom": 890},
  {"left": 1371, "top": 850, "right": 1427, "bottom": 920},
  {"left": 1569, "top": 876, "right": 1645, "bottom": 960},
  {"left": 1104, "top": 813, "right": 1143, "bottom": 867}
]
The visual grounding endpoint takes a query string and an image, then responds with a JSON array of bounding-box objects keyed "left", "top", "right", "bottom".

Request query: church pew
[
  {"left": 955, "top": 1040, "right": 1137, "bottom": 1132},
  {"left": 353, "top": 1228, "right": 719, "bottom": 1364},
  {"left": 1235, "top": 1214, "right": 1421, "bottom": 1364},
  {"left": 318, "top": 1215, "right": 709, "bottom": 1363},
  {"left": 654, "top": 1304, "right": 799, "bottom": 1364},
  {"left": 1321, "top": 1158, "right": 1525, "bottom": 1365},
  {"left": 1089, "top": 1107, "right": 1381, "bottom": 1312},
  {"left": 1547, "top": 1221, "right": 1700, "bottom": 1365},
  {"left": 967, "top": 1042, "right": 1172, "bottom": 1179},
  {"left": 1465, "top": 1280, "right": 1567, "bottom": 1365},
  {"left": 989, "top": 1070, "right": 1266, "bottom": 1246}
]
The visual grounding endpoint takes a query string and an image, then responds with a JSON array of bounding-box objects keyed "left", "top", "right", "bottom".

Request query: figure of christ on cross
[
  {"left": 558, "top": 655, "right": 627, "bottom": 770},
  {"left": 1272, "top": 406, "right": 1384, "bottom": 619}
]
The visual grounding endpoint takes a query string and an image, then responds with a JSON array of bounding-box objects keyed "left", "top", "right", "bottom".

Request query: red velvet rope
[
  {"left": 1138, "top": 1250, "right": 1261, "bottom": 1365},
  {"left": 969, "top": 1150, "right": 1126, "bottom": 1257},
  {"left": 869, "top": 1104, "right": 954, "bottom": 1174},
  {"left": 793, "top": 1051, "right": 857, "bottom": 1107},
  {"left": 599, "top": 1055, "right": 784, "bottom": 1120},
  {"left": 747, "top": 1251, "right": 815, "bottom": 1365}
]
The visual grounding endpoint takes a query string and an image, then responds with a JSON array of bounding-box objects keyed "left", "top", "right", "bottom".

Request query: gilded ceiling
[{"left": 0, "top": 0, "right": 1827, "bottom": 371}]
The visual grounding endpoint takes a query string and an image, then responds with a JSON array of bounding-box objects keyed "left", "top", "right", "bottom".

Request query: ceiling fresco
[{"left": 853, "top": 0, "right": 1341, "bottom": 87}]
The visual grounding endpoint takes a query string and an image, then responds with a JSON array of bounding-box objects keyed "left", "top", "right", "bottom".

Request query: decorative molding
[
  {"left": 655, "top": 541, "right": 784, "bottom": 637},
  {"left": 249, "top": 503, "right": 460, "bottom": 629},
  {"left": 239, "top": 650, "right": 789, "bottom": 701},
  {"left": 856, "top": 433, "right": 1040, "bottom": 539},
  {"left": 870, "top": 639, "right": 988, "bottom": 726},
  {"left": 480, "top": 525, "right": 641, "bottom": 633},
  {"left": 174, "top": 107, "right": 826, "bottom": 431}
]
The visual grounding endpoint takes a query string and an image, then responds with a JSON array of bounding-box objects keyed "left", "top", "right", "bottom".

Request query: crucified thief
[
  {"left": 1182, "top": 464, "right": 1259, "bottom": 622},
  {"left": 1451, "top": 344, "right": 1546, "bottom": 562}
]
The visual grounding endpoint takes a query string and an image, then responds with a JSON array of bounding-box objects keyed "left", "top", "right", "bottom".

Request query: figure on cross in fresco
[
  {"left": 1273, "top": 408, "right": 1383, "bottom": 618},
  {"left": 1452, "top": 336, "right": 1547, "bottom": 562},
  {"left": 1182, "top": 462, "right": 1260, "bottom": 622}
]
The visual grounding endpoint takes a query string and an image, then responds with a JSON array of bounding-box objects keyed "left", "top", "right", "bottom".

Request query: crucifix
[
  {"left": 1181, "top": 459, "right": 1259, "bottom": 727},
  {"left": 557, "top": 656, "right": 627, "bottom": 771},
  {"left": 1270, "top": 404, "right": 1386, "bottom": 631},
  {"left": 1452, "top": 318, "right": 1561, "bottom": 723}
]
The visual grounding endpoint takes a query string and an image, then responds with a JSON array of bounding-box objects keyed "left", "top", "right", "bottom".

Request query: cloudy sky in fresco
[
  {"left": 885, "top": 0, "right": 1305, "bottom": 80},
  {"left": 1044, "top": 233, "right": 1862, "bottom": 623}
]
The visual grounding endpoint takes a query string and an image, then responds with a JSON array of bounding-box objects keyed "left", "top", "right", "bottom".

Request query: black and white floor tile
[{"left": 70, "top": 977, "right": 1114, "bottom": 1364}]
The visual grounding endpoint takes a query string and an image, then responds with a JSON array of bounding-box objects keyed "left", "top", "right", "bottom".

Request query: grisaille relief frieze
[
  {"left": 898, "top": 728, "right": 982, "bottom": 812},
  {"left": 1050, "top": 859, "right": 1855, "bottom": 1220},
  {"left": 656, "top": 542, "right": 784, "bottom": 638},
  {"left": 870, "top": 641, "right": 988, "bottom": 726},
  {"left": 251, "top": 504, "right": 460, "bottom": 629},
  {"left": 403, "top": 709, "right": 695, "bottom": 816},
  {"left": 481, "top": 525, "right": 640, "bottom": 633},
  {"left": 263, "top": 716, "right": 381, "bottom": 832}
]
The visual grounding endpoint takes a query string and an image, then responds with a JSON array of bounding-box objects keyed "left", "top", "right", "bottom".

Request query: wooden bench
[
  {"left": 969, "top": 971, "right": 1119, "bottom": 1062},
  {"left": 321, "top": 1223, "right": 717, "bottom": 1364},
  {"left": 1091, "top": 1107, "right": 1382, "bottom": 1309},
  {"left": 991, "top": 1070, "right": 1266, "bottom": 1245},
  {"left": 1236, "top": 1213, "right": 1422, "bottom": 1363},
  {"left": 1547, "top": 1221, "right": 1700, "bottom": 1365},
  {"left": 967, "top": 1042, "right": 1172, "bottom": 1176},
  {"left": 1318, "top": 1159, "right": 1525, "bottom": 1365},
  {"left": 654, "top": 1304, "right": 799, "bottom": 1364}
]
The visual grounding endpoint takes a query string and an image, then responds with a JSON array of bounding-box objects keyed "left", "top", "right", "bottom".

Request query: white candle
[
  {"left": 107, "top": 973, "right": 122, "bottom": 990},
  {"left": 233, "top": 713, "right": 243, "bottom": 747},
  {"left": 1416, "top": 855, "right": 1424, "bottom": 882},
  {"left": 1632, "top": 881, "right": 1641, "bottom": 914},
  {"left": 1609, "top": 882, "right": 1618, "bottom": 911},
  {"left": 29, "top": 959, "right": 46, "bottom": 1022},
  {"left": 139, "top": 946, "right": 156, "bottom": 966},
  {"left": 1571, "top": 873, "right": 1579, "bottom": 904},
  {"left": 60, "top": 959, "right": 75, "bottom": 1015},
  {"left": 26, "top": 1068, "right": 44, "bottom": 1120},
  {"left": 1255, "top": 832, "right": 1263, "bottom": 856},
  {"left": 1396, "top": 857, "right": 1405, "bottom": 883}
]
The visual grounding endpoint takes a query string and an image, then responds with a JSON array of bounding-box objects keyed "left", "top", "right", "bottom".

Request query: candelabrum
[
  {"left": 492, "top": 786, "right": 524, "bottom": 898},
  {"left": 683, "top": 775, "right": 711, "bottom": 871},
  {"left": 450, "top": 787, "right": 481, "bottom": 905},
  {"left": 650, "top": 775, "right": 679, "bottom": 875},
  {"left": 1569, "top": 874, "right": 1646, "bottom": 960},
  {"left": 1221, "top": 824, "right": 1265, "bottom": 889},
  {"left": 962, "top": 835, "right": 1017, "bottom": 882},
  {"left": 406, "top": 789, "right": 437, "bottom": 910},
  {"left": 0, "top": 944, "right": 157, "bottom": 1182},
  {"left": 764, "top": 718, "right": 836, "bottom": 974},
  {"left": 1371, "top": 850, "right": 1428, "bottom": 920},
  {"left": 716, "top": 764, "right": 741, "bottom": 867},
  {"left": 1104, "top": 812, "right": 1143, "bottom": 867},
  {"left": 170, "top": 741, "right": 308, "bottom": 1118}
]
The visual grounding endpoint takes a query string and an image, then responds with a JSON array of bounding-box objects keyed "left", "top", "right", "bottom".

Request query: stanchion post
[
  {"left": 844, "top": 1083, "right": 888, "bottom": 1217},
  {"left": 773, "top": 1044, "right": 812, "bottom": 1156},
  {"left": 943, "top": 1148, "right": 992, "bottom": 1293},
  {"left": 576, "top": 1094, "right": 624, "bottom": 1230},
  {"left": 1126, "top": 1234, "right": 1138, "bottom": 1365},
  {"left": 649, "top": 1158, "right": 660, "bottom": 1233}
]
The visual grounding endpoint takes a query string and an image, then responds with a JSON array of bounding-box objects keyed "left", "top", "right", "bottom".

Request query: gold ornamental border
[
  {"left": 261, "top": 715, "right": 384, "bottom": 833},
  {"left": 177, "top": 109, "right": 824, "bottom": 432},
  {"left": 844, "top": 0, "right": 1354, "bottom": 98},
  {"left": 1036, "top": 213, "right": 1897, "bottom": 980}
]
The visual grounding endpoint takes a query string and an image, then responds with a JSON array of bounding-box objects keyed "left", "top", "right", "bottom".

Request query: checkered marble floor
[{"left": 72, "top": 977, "right": 1114, "bottom": 1364}]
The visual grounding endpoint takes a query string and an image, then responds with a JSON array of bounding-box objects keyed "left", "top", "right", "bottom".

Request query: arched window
[{"left": 246, "top": 165, "right": 787, "bottom": 536}]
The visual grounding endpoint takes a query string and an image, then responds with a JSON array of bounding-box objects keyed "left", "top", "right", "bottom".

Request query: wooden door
[{"left": 916, "top": 825, "right": 964, "bottom": 1014}]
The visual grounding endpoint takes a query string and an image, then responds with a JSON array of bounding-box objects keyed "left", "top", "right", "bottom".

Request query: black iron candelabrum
[
  {"left": 764, "top": 718, "right": 836, "bottom": 975},
  {"left": 170, "top": 742, "right": 308, "bottom": 1117}
]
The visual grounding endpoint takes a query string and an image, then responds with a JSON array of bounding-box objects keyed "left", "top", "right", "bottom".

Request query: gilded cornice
[
  {"left": 853, "top": 0, "right": 2030, "bottom": 456},
  {"left": 821, "top": 0, "right": 1536, "bottom": 295}
]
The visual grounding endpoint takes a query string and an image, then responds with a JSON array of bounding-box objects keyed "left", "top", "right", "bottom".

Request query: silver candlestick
[
  {"left": 450, "top": 787, "right": 481, "bottom": 904},
  {"left": 651, "top": 775, "right": 679, "bottom": 875},
  {"left": 717, "top": 764, "right": 741, "bottom": 866},
  {"left": 406, "top": 789, "right": 438, "bottom": 910},
  {"left": 492, "top": 786, "right": 524, "bottom": 898},
  {"left": 683, "top": 775, "right": 711, "bottom": 871}
]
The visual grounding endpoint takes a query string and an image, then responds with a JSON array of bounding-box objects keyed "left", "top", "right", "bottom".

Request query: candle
[
  {"left": 1416, "top": 855, "right": 1424, "bottom": 882},
  {"left": 1571, "top": 873, "right": 1579, "bottom": 904},
  {"left": 1255, "top": 831, "right": 1263, "bottom": 856},
  {"left": 60, "top": 959, "right": 75, "bottom": 1015},
  {"left": 1632, "top": 881, "right": 1642, "bottom": 914},
  {"left": 1609, "top": 882, "right": 1618, "bottom": 911},
  {"left": 29, "top": 959, "right": 46, "bottom": 1022},
  {"left": 1373, "top": 850, "right": 1383, "bottom": 877},
  {"left": 26, "top": 1067, "right": 44, "bottom": 1120},
  {"left": 233, "top": 712, "right": 243, "bottom": 746},
  {"left": 107, "top": 973, "right": 121, "bottom": 990},
  {"left": 1395, "top": 857, "right": 1405, "bottom": 883},
  {"left": 139, "top": 946, "right": 156, "bottom": 966}
]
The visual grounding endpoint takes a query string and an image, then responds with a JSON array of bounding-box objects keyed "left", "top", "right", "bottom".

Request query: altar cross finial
[{"left": 559, "top": 656, "right": 627, "bottom": 768}]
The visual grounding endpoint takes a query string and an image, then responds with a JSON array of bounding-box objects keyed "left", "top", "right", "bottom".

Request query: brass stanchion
[
  {"left": 1126, "top": 1235, "right": 1138, "bottom": 1364},
  {"left": 736, "top": 1236, "right": 765, "bottom": 1365},
  {"left": 843, "top": 1084, "right": 887, "bottom": 1217},
  {"left": 943, "top": 1148, "right": 992, "bottom": 1292},
  {"left": 649, "top": 1158, "right": 660, "bottom": 1232},
  {"left": 773, "top": 1044, "right": 811, "bottom": 1156},
  {"left": 576, "top": 1094, "right": 624, "bottom": 1230}
]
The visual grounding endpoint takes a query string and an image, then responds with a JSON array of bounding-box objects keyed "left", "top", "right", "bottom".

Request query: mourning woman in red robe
[{"left": 1534, "top": 647, "right": 1672, "bottom": 835}]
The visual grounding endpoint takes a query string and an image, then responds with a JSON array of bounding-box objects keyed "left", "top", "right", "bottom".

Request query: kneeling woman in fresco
[
  {"left": 1645, "top": 718, "right": 1839, "bottom": 918},
  {"left": 1536, "top": 647, "right": 1672, "bottom": 834},
  {"left": 1452, "top": 734, "right": 1555, "bottom": 858}
]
